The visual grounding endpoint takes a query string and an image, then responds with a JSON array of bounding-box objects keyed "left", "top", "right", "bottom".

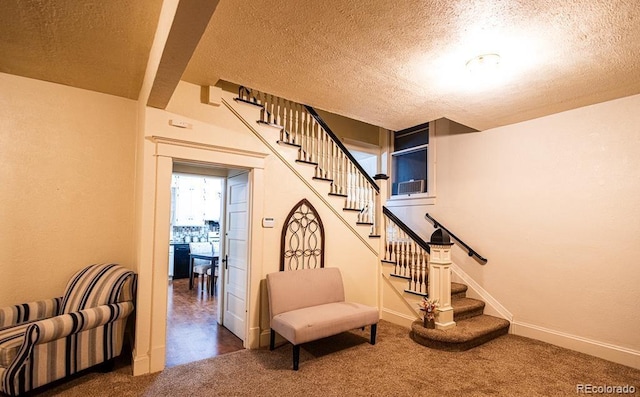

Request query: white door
[{"left": 222, "top": 172, "right": 249, "bottom": 340}]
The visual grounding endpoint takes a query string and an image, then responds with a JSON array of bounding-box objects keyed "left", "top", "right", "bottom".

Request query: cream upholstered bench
[{"left": 266, "top": 267, "right": 379, "bottom": 370}]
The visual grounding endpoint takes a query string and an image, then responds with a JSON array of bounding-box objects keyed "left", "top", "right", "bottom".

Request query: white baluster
[
  {"left": 270, "top": 94, "right": 277, "bottom": 125},
  {"left": 290, "top": 101, "right": 297, "bottom": 145},
  {"left": 358, "top": 172, "right": 367, "bottom": 215},
  {"left": 322, "top": 132, "right": 328, "bottom": 180},
  {"left": 330, "top": 141, "right": 337, "bottom": 194},
  {"left": 276, "top": 97, "right": 283, "bottom": 129},
  {"left": 315, "top": 125, "right": 321, "bottom": 176},
  {"left": 365, "top": 186, "right": 371, "bottom": 224},
  {"left": 258, "top": 91, "right": 266, "bottom": 123},
  {"left": 322, "top": 128, "right": 328, "bottom": 179},
  {"left": 336, "top": 142, "right": 342, "bottom": 195},
  {"left": 264, "top": 93, "right": 271, "bottom": 124},
  {"left": 355, "top": 170, "right": 361, "bottom": 215},
  {"left": 360, "top": 173, "right": 364, "bottom": 214},
  {"left": 301, "top": 105, "right": 307, "bottom": 158},
  {"left": 352, "top": 167, "right": 358, "bottom": 211},
  {"left": 297, "top": 103, "right": 304, "bottom": 158},
  {"left": 308, "top": 112, "right": 315, "bottom": 163},
  {"left": 283, "top": 100, "right": 289, "bottom": 139}
]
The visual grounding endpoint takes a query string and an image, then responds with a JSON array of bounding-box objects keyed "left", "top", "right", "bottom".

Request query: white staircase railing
[
  {"left": 382, "top": 207, "right": 430, "bottom": 297},
  {"left": 236, "top": 86, "right": 380, "bottom": 235}
]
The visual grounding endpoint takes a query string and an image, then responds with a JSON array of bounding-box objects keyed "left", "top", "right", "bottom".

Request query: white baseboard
[
  {"left": 450, "top": 263, "right": 513, "bottom": 322},
  {"left": 511, "top": 321, "right": 640, "bottom": 370},
  {"left": 149, "top": 345, "right": 166, "bottom": 373},
  {"left": 248, "top": 326, "right": 261, "bottom": 349},
  {"left": 130, "top": 345, "right": 163, "bottom": 375},
  {"left": 131, "top": 349, "right": 150, "bottom": 376},
  {"left": 381, "top": 308, "right": 417, "bottom": 328},
  {"left": 259, "top": 329, "right": 273, "bottom": 348},
  {"left": 449, "top": 264, "right": 639, "bottom": 369}
]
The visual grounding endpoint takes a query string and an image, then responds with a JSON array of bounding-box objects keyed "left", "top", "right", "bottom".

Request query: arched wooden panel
[{"left": 280, "top": 199, "right": 325, "bottom": 271}]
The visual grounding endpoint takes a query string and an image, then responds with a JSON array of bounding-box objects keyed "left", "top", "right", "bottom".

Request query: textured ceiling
[
  {"left": 0, "top": 0, "right": 162, "bottom": 100},
  {"left": 184, "top": 0, "right": 640, "bottom": 131},
  {"left": 2, "top": 1, "right": 639, "bottom": 131}
]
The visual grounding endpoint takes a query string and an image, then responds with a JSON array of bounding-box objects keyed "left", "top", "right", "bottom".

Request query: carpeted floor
[{"left": 30, "top": 320, "right": 639, "bottom": 396}]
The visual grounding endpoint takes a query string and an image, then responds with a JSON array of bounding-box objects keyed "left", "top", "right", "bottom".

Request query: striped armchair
[{"left": 0, "top": 264, "right": 136, "bottom": 396}]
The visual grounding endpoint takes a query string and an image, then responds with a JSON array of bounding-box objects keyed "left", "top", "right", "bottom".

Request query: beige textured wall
[
  {"left": 389, "top": 94, "right": 640, "bottom": 357},
  {"left": 133, "top": 81, "right": 380, "bottom": 373},
  {"left": 0, "top": 73, "right": 137, "bottom": 306},
  {"left": 315, "top": 109, "right": 380, "bottom": 146},
  {"left": 162, "top": 81, "right": 380, "bottom": 303}
]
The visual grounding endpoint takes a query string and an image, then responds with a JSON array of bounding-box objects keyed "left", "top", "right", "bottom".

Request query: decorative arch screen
[{"left": 280, "top": 199, "right": 325, "bottom": 271}]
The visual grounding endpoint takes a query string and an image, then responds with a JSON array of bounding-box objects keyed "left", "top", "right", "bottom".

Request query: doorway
[
  {"left": 134, "top": 137, "right": 267, "bottom": 375},
  {"left": 165, "top": 165, "right": 246, "bottom": 367}
]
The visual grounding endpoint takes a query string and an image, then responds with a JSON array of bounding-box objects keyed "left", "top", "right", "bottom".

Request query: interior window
[{"left": 391, "top": 123, "right": 429, "bottom": 196}]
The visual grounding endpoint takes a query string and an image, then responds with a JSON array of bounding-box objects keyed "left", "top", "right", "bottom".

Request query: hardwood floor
[{"left": 166, "top": 278, "right": 244, "bottom": 368}]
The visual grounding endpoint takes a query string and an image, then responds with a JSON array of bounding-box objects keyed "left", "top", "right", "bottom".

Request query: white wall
[
  {"left": 0, "top": 73, "right": 137, "bottom": 306},
  {"left": 389, "top": 94, "right": 640, "bottom": 367}
]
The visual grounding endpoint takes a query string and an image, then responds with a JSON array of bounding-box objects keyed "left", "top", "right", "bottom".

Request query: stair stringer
[
  {"left": 225, "top": 94, "right": 378, "bottom": 243},
  {"left": 450, "top": 263, "right": 513, "bottom": 325},
  {"left": 380, "top": 261, "right": 422, "bottom": 328},
  {"left": 381, "top": 272, "right": 421, "bottom": 328},
  {"left": 222, "top": 95, "right": 378, "bottom": 256}
]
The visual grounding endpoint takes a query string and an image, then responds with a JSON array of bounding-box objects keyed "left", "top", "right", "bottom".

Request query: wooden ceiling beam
[{"left": 146, "top": 0, "right": 219, "bottom": 109}]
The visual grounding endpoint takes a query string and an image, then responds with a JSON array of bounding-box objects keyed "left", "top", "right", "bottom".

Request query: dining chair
[
  {"left": 206, "top": 258, "right": 219, "bottom": 295},
  {"left": 188, "top": 242, "right": 214, "bottom": 292}
]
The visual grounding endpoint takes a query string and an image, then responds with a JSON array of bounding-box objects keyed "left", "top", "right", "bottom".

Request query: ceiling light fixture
[{"left": 466, "top": 53, "right": 501, "bottom": 74}]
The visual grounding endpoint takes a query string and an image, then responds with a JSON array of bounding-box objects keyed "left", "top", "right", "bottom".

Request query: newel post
[
  {"left": 373, "top": 174, "right": 389, "bottom": 244},
  {"left": 428, "top": 229, "right": 456, "bottom": 330}
]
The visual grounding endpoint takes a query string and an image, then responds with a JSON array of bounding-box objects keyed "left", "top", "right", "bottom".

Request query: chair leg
[
  {"left": 293, "top": 345, "right": 300, "bottom": 371},
  {"left": 370, "top": 323, "right": 377, "bottom": 345},
  {"left": 270, "top": 329, "right": 275, "bottom": 350},
  {"left": 189, "top": 264, "right": 194, "bottom": 290}
]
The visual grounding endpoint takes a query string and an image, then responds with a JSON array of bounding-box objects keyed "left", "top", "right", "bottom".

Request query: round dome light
[{"left": 466, "top": 53, "right": 501, "bottom": 74}]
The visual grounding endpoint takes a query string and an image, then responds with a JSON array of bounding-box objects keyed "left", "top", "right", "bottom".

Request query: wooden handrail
[
  {"left": 304, "top": 106, "right": 380, "bottom": 193},
  {"left": 383, "top": 207, "right": 430, "bottom": 253},
  {"left": 425, "top": 213, "right": 487, "bottom": 263}
]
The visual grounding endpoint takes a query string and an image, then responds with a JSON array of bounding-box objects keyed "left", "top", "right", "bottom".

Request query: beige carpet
[{"left": 31, "top": 320, "right": 639, "bottom": 397}]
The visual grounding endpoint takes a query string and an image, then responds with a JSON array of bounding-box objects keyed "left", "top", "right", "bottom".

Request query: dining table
[{"left": 188, "top": 253, "right": 219, "bottom": 291}]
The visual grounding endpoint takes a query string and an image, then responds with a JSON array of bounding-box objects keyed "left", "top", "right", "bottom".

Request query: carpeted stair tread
[
  {"left": 451, "top": 282, "right": 467, "bottom": 298},
  {"left": 451, "top": 297, "right": 485, "bottom": 321},
  {"left": 410, "top": 314, "right": 510, "bottom": 351}
]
